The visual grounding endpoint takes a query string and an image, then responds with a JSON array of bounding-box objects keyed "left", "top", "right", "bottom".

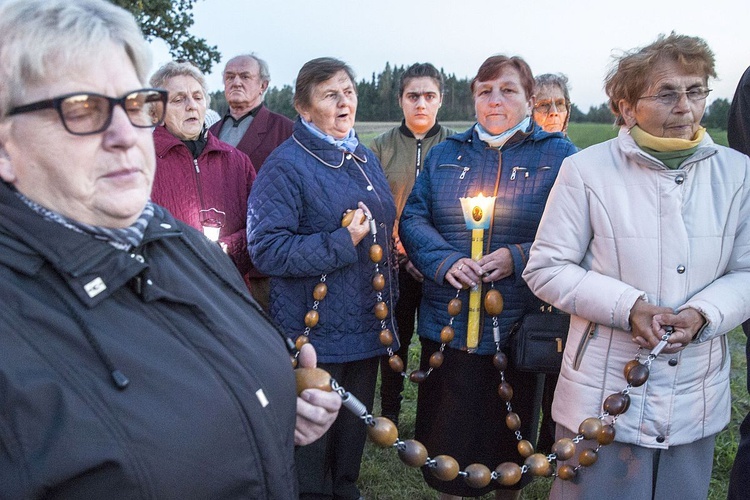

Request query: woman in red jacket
[{"left": 150, "top": 61, "right": 257, "bottom": 286}]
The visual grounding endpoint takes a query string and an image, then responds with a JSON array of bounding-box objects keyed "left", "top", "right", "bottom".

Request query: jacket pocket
[
  {"left": 438, "top": 164, "right": 471, "bottom": 180},
  {"left": 573, "top": 321, "right": 596, "bottom": 371}
]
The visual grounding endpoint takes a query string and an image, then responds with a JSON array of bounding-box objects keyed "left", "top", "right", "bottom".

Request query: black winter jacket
[{"left": 0, "top": 182, "right": 298, "bottom": 499}]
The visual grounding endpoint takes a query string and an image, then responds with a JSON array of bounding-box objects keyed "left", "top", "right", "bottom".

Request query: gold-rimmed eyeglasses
[{"left": 8, "top": 88, "right": 168, "bottom": 136}]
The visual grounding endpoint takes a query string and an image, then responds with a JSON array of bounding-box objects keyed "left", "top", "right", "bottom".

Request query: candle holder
[
  {"left": 199, "top": 208, "right": 226, "bottom": 242},
  {"left": 458, "top": 193, "right": 496, "bottom": 349}
]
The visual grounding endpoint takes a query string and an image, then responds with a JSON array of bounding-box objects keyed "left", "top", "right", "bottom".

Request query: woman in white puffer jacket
[{"left": 523, "top": 33, "right": 750, "bottom": 500}]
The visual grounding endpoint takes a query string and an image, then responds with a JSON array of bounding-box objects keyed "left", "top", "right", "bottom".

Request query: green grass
[
  {"left": 357, "top": 121, "right": 729, "bottom": 151},
  {"left": 359, "top": 328, "right": 748, "bottom": 499}
]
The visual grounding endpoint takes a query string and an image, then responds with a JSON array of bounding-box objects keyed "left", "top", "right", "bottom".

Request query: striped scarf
[{"left": 15, "top": 192, "right": 154, "bottom": 251}]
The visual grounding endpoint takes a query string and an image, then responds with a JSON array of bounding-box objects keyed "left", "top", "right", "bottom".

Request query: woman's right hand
[
  {"left": 445, "top": 257, "right": 483, "bottom": 290},
  {"left": 344, "top": 201, "right": 371, "bottom": 246},
  {"left": 629, "top": 298, "right": 673, "bottom": 349}
]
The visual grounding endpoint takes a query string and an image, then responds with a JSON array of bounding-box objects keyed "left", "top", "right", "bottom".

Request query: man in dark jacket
[
  {"left": 727, "top": 64, "right": 750, "bottom": 500},
  {"left": 209, "top": 53, "right": 294, "bottom": 310}
]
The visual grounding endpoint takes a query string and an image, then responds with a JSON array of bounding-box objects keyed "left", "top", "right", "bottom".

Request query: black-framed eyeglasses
[
  {"left": 8, "top": 88, "right": 168, "bottom": 136},
  {"left": 534, "top": 98, "right": 568, "bottom": 114},
  {"left": 637, "top": 87, "right": 712, "bottom": 107}
]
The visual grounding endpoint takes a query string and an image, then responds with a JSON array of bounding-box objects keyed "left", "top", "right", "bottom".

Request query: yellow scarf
[{"left": 629, "top": 125, "right": 705, "bottom": 152}]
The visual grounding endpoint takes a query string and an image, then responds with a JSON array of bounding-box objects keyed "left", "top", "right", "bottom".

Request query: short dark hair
[
  {"left": 605, "top": 32, "right": 716, "bottom": 125},
  {"left": 399, "top": 62, "right": 444, "bottom": 96},
  {"left": 293, "top": 57, "right": 357, "bottom": 111},
  {"left": 471, "top": 55, "right": 534, "bottom": 99}
]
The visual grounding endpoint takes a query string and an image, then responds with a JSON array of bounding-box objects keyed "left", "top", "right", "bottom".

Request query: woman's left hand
[
  {"left": 294, "top": 344, "right": 342, "bottom": 446},
  {"left": 478, "top": 247, "right": 513, "bottom": 282},
  {"left": 445, "top": 258, "right": 483, "bottom": 290},
  {"left": 651, "top": 308, "right": 706, "bottom": 354}
]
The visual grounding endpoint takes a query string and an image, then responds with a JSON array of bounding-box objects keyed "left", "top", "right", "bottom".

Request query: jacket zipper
[
  {"left": 510, "top": 166, "right": 527, "bottom": 180},
  {"left": 573, "top": 322, "right": 596, "bottom": 370},
  {"left": 193, "top": 158, "right": 207, "bottom": 212}
]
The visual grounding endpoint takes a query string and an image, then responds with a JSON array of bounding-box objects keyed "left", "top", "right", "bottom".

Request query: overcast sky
[{"left": 150, "top": 0, "right": 748, "bottom": 113}]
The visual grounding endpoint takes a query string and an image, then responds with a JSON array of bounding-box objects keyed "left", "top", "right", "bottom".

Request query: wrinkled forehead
[
  {"left": 224, "top": 57, "right": 259, "bottom": 75},
  {"left": 534, "top": 84, "right": 565, "bottom": 101}
]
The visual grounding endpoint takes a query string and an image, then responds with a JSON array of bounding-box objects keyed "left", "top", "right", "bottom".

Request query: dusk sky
[{"left": 150, "top": 0, "right": 748, "bottom": 113}]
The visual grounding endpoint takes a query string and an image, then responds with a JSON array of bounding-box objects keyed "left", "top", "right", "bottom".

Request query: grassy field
[
  {"left": 356, "top": 121, "right": 729, "bottom": 149},
  {"left": 355, "top": 122, "right": 743, "bottom": 499}
]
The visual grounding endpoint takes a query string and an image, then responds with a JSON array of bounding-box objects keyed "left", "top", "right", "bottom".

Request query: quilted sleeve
[
  {"left": 399, "top": 156, "right": 462, "bottom": 284},
  {"left": 247, "top": 156, "right": 358, "bottom": 278}
]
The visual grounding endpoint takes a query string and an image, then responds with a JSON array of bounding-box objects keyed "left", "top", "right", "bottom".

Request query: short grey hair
[
  {"left": 150, "top": 61, "right": 210, "bottom": 106},
  {"left": 534, "top": 73, "right": 571, "bottom": 104},
  {"left": 0, "top": 0, "right": 151, "bottom": 118},
  {"left": 224, "top": 53, "right": 271, "bottom": 84}
]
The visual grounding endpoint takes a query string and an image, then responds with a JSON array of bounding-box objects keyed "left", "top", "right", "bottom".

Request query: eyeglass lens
[
  {"left": 535, "top": 99, "right": 567, "bottom": 113},
  {"left": 652, "top": 89, "right": 710, "bottom": 106},
  {"left": 60, "top": 90, "right": 165, "bottom": 134}
]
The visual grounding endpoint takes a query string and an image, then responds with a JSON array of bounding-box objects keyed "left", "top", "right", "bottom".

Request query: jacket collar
[
  {"left": 153, "top": 125, "right": 236, "bottom": 159},
  {"left": 0, "top": 182, "right": 183, "bottom": 307},
  {"left": 398, "top": 119, "right": 443, "bottom": 139},
  {"left": 447, "top": 120, "right": 552, "bottom": 150},
  {"left": 290, "top": 118, "right": 368, "bottom": 168},
  {"left": 617, "top": 126, "right": 718, "bottom": 170}
]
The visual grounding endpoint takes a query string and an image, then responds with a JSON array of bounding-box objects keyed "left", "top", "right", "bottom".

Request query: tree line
[
  {"left": 209, "top": 63, "right": 731, "bottom": 129},
  {"left": 114, "top": 2, "right": 730, "bottom": 129}
]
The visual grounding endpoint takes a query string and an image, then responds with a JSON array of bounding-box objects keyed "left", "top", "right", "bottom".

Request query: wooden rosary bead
[
  {"left": 578, "top": 448, "right": 598, "bottom": 467},
  {"left": 431, "top": 455, "right": 460, "bottom": 481},
  {"left": 379, "top": 329, "right": 394, "bottom": 346},
  {"left": 372, "top": 273, "right": 385, "bottom": 291},
  {"left": 341, "top": 210, "right": 365, "bottom": 227},
  {"left": 623, "top": 359, "right": 640, "bottom": 379},
  {"left": 374, "top": 301, "right": 389, "bottom": 320},
  {"left": 603, "top": 393, "right": 630, "bottom": 415},
  {"left": 429, "top": 351, "right": 444, "bottom": 369},
  {"left": 578, "top": 417, "right": 603, "bottom": 440},
  {"left": 409, "top": 370, "right": 427, "bottom": 383},
  {"left": 492, "top": 351, "right": 508, "bottom": 371},
  {"left": 551, "top": 438, "right": 576, "bottom": 461},
  {"left": 367, "top": 417, "right": 398, "bottom": 448},
  {"left": 440, "top": 326, "right": 455, "bottom": 343},
  {"left": 505, "top": 412, "right": 521, "bottom": 431},
  {"left": 597, "top": 425, "right": 616, "bottom": 445},
  {"left": 517, "top": 439, "right": 535, "bottom": 458},
  {"left": 398, "top": 439, "right": 428, "bottom": 468},
  {"left": 388, "top": 354, "right": 404, "bottom": 373},
  {"left": 556, "top": 464, "right": 577, "bottom": 481},
  {"left": 464, "top": 463, "right": 492, "bottom": 489},
  {"left": 447, "top": 298, "right": 462, "bottom": 316},
  {"left": 525, "top": 453, "right": 552, "bottom": 477},
  {"left": 497, "top": 381, "right": 513, "bottom": 401},
  {"left": 295, "top": 335, "right": 310, "bottom": 351},
  {"left": 370, "top": 244, "right": 383, "bottom": 263},
  {"left": 494, "top": 462, "right": 522, "bottom": 486},
  {"left": 483, "top": 289, "right": 504, "bottom": 316},
  {"left": 312, "top": 282, "right": 328, "bottom": 301},
  {"left": 626, "top": 362, "right": 650, "bottom": 387},
  {"left": 304, "top": 310, "right": 319, "bottom": 328},
  {"left": 294, "top": 367, "right": 332, "bottom": 395}
]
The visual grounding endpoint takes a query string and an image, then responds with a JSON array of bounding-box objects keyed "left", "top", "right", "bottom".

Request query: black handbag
[{"left": 510, "top": 305, "right": 570, "bottom": 374}]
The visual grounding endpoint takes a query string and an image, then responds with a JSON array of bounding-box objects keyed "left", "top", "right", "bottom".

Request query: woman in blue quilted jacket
[
  {"left": 247, "top": 57, "right": 398, "bottom": 500},
  {"left": 400, "top": 55, "right": 577, "bottom": 499}
]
